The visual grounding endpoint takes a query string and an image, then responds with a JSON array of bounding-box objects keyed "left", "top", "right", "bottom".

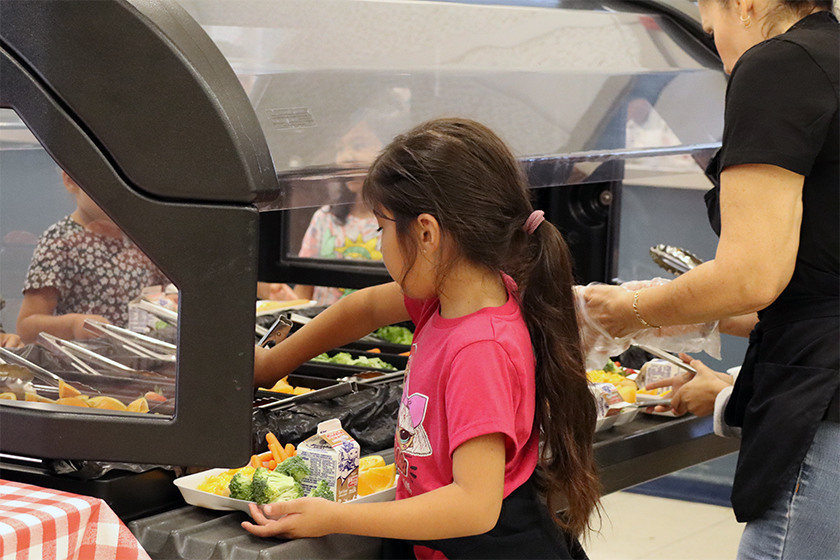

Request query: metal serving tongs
[
  {"left": 135, "top": 298, "right": 178, "bottom": 326},
  {"left": 0, "top": 346, "right": 66, "bottom": 388},
  {"left": 257, "top": 315, "right": 293, "bottom": 348},
  {"left": 37, "top": 332, "right": 103, "bottom": 376},
  {"left": 0, "top": 356, "right": 35, "bottom": 399},
  {"left": 83, "top": 320, "right": 176, "bottom": 361},
  {"left": 255, "top": 380, "right": 360, "bottom": 412},
  {"left": 649, "top": 244, "right": 704, "bottom": 276},
  {"left": 35, "top": 333, "right": 140, "bottom": 377},
  {"left": 633, "top": 343, "right": 697, "bottom": 375}
]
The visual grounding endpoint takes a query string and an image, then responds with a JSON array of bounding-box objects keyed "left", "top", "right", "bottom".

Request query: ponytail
[{"left": 508, "top": 218, "right": 601, "bottom": 538}]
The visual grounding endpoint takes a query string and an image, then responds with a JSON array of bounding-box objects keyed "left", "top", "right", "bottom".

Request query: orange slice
[
  {"left": 0, "top": 392, "right": 17, "bottom": 400},
  {"left": 127, "top": 397, "right": 150, "bottom": 413},
  {"left": 358, "top": 463, "right": 396, "bottom": 497},
  {"left": 360, "top": 455, "right": 386, "bottom": 471},
  {"left": 87, "top": 396, "right": 128, "bottom": 411},
  {"left": 58, "top": 379, "right": 81, "bottom": 398},
  {"left": 56, "top": 396, "right": 90, "bottom": 407}
]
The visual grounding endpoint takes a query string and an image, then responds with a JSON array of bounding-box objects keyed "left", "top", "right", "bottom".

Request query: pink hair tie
[{"left": 522, "top": 210, "right": 545, "bottom": 235}]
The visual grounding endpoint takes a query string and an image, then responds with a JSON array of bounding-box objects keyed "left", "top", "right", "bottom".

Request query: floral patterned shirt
[
  {"left": 298, "top": 206, "right": 382, "bottom": 305},
  {"left": 23, "top": 216, "right": 169, "bottom": 327}
]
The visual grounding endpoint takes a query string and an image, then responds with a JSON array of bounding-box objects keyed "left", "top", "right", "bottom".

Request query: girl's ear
[{"left": 414, "top": 213, "right": 441, "bottom": 255}]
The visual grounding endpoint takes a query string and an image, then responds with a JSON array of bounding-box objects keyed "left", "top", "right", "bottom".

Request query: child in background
[
  {"left": 294, "top": 120, "right": 383, "bottom": 305},
  {"left": 249, "top": 118, "right": 599, "bottom": 558},
  {"left": 16, "top": 171, "right": 170, "bottom": 344}
]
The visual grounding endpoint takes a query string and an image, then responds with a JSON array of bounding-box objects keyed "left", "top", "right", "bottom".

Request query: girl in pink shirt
[{"left": 250, "top": 118, "right": 600, "bottom": 558}]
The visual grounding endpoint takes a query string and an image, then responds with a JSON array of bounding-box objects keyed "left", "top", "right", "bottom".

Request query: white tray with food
[
  {"left": 174, "top": 468, "right": 397, "bottom": 515},
  {"left": 175, "top": 425, "right": 397, "bottom": 518}
]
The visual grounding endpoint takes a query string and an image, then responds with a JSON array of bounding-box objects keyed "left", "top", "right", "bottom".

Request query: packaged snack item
[
  {"left": 298, "top": 418, "right": 360, "bottom": 503},
  {"left": 589, "top": 382, "right": 623, "bottom": 419},
  {"left": 637, "top": 359, "right": 684, "bottom": 395}
]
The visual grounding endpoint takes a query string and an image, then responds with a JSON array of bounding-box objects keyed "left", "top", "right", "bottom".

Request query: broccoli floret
[
  {"left": 252, "top": 467, "right": 304, "bottom": 505},
  {"left": 274, "top": 455, "right": 310, "bottom": 483},
  {"left": 307, "top": 480, "right": 335, "bottom": 501},
  {"left": 228, "top": 470, "right": 254, "bottom": 501}
]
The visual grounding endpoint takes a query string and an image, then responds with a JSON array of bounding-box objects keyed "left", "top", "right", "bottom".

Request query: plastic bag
[
  {"left": 252, "top": 382, "right": 401, "bottom": 456},
  {"left": 576, "top": 278, "right": 720, "bottom": 371}
]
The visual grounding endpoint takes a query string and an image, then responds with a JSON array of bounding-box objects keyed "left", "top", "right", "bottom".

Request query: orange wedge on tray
[{"left": 358, "top": 456, "right": 396, "bottom": 497}]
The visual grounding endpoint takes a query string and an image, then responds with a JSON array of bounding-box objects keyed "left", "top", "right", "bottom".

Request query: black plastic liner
[{"left": 252, "top": 381, "right": 401, "bottom": 456}]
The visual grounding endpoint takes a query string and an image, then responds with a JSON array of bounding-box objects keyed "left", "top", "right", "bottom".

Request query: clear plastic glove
[{"left": 576, "top": 278, "right": 720, "bottom": 371}]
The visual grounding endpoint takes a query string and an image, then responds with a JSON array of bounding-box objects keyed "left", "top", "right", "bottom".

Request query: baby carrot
[
  {"left": 285, "top": 443, "right": 296, "bottom": 457},
  {"left": 270, "top": 442, "right": 289, "bottom": 463},
  {"left": 265, "top": 432, "right": 281, "bottom": 449},
  {"left": 268, "top": 459, "right": 277, "bottom": 470},
  {"left": 250, "top": 454, "right": 261, "bottom": 468}
]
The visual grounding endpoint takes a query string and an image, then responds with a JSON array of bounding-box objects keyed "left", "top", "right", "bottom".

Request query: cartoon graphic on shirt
[
  {"left": 335, "top": 234, "right": 383, "bottom": 260},
  {"left": 394, "top": 344, "right": 432, "bottom": 495},
  {"left": 317, "top": 226, "right": 382, "bottom": 261}
]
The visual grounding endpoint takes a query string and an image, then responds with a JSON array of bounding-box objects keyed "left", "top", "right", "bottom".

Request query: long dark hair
[{"left": 363, "top": 117, "right": 600, "bottom": 537}]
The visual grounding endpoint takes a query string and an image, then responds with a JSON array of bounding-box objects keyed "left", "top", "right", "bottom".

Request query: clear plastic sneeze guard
[{"left": 178, "top": 0, "right": 725, "bottom": 210}]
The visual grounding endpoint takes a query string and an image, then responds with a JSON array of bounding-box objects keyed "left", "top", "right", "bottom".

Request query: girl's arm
[
  {"left": 16, "top": 288, "right": 110, "bottom": 344},
  {"left": 586, "top": 164, "right": 803, "bottom": 336},
  {"left": 243, "top": 432, "right": 506, "bottom": 540},
  {"left": 254, "top": 282, "right": 410, "bottom": 387}
]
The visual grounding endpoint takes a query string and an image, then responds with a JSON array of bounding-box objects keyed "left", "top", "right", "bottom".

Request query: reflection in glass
[
  {"left": 0, "top": 109, "right": 176, "bottom": 417},
  {"left": 261, "top": 120, "right": 386, "bottom": 306}
]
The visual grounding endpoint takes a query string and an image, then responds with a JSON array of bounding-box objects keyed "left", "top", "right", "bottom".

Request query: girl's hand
[
  {"left": 582, "top": 285, "right": 639, "bottom": 338},
  {"left": 71, "top": 314, "right": 110, "bottom": 340},
  {"left": 0, "top": 333, "right": 23, "bottom": 348},
  {"left": 242, "top": 498, "right": 339, "bottom": 539}
]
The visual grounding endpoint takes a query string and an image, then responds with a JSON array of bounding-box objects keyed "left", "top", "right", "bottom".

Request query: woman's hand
[
  {"left": 644, "top": 354, "right": 696, "bottom": 415},
  {"left": 243, "top": 498, "right": 340, "bottom": 539},
  {"left": 650, "top": 354, "right": 732, "bottom": 416},
  {"left": 582, "top": 284, "right": 640, "bottom": 338}
]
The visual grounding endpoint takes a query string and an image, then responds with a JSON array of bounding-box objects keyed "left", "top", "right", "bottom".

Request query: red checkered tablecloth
[{"left": 0, "top": 480, "right": 151, "bottom": 560}]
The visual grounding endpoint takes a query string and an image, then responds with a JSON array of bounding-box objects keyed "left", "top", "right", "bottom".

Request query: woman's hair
[
  {"left": 717, "top": 0, "right": 836, "bottom": 35},
  {"left": 363, "top": 117, "right": 600, "bottom": 537}
]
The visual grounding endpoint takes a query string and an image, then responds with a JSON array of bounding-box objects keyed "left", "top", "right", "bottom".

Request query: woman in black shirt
[{"left": 584, "top": 1, "right": 838, "bottom": 559}]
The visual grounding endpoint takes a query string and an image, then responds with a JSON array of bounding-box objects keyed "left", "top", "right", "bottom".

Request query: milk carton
[{"left": 298, "top": 419, "right": 360, "bottom": 503}]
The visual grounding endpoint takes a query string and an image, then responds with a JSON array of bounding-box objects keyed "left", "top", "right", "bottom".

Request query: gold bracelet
[{"left": 633, "top": 290, "right": 660, "bottom": 329}]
